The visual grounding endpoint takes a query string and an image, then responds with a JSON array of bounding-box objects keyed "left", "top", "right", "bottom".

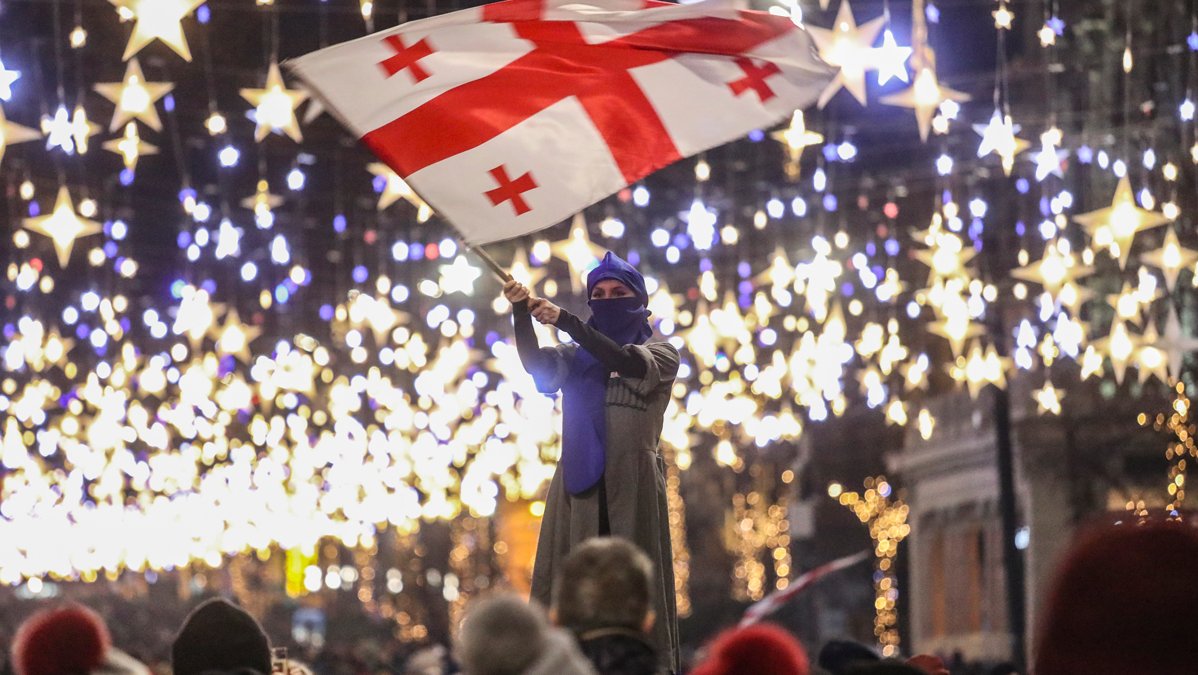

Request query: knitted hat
[
  {"left": 12, "top": 604, "right": 149, "bottom": 675},
  {"left": 172, "top": 599, "right": 272, "bottom": 675},
  {"left": 690, "top": 623, "right": 809, "bottom": 675},
  {"left": 1034, "top": 520, "right": 1198, "bottom": 675}
]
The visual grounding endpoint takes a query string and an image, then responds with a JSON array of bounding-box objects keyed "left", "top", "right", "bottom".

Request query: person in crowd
[
  {"left": 817, "top": 640, "right": 879, "bottom": 674},
  {"left": 503, "top": 251, "right": 680, "bottom": 672},
  {"left": 457, "top": 594, "right": 596, "bottom": 675},
  {"left": 1033, "top": 520, "right": 1198, "bottom": 675},
  {"left": 689, "top": 623, "right": 808, "bottom": 675},
  {"left": 10, "top": 604, "right": 150, "bottom": 675},
  {"left": 172, "top": 598, "right": 272, "bottom": 675},
  {"left": 552, "top": 537, "right": 658, "bottom": 675}
]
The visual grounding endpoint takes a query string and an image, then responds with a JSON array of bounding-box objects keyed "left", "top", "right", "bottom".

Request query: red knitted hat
[
  {"left": 1034, "top": 521, "right": 1198, "bottom": 675},
  {"left": 12, "top": 604, "right": 111, "bottom": 675},
  {"left": 691, "top": 623, "right": 809, "bottom": 675}
]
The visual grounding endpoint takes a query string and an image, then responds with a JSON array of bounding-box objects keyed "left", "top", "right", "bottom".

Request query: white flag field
[{"left": 289, "top": 0, "right": 835, "bottom": 245}]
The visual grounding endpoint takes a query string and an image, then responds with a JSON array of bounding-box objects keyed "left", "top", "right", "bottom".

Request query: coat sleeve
[
  {"left": 618, "top": 342, "right": 680, "bottom": 397},
  {"left": 513, "top": 300, "right": 573, "bottom": 394}
]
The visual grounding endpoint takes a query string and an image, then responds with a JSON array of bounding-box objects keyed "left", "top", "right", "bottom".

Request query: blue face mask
[{"left": 587, "top": 296, "right": 653, "bottom": 346}]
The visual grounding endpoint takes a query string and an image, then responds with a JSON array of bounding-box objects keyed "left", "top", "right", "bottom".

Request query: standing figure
[{"left": 503, "top": 251, "right": 680, "bottom": 673}]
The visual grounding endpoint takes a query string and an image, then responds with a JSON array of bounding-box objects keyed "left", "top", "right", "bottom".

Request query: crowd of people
[{"left": 2, "top": 520, "right": 1195, "bottom": 675}]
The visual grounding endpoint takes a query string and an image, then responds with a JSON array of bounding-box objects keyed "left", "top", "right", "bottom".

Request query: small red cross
[
  {"left": 379, "top": 35, "right": 434, "bottom": 83},
  {"left": 485, "top": 165, "right": 537, "bottom": 215},
  {"left": 727, "top": 57, "right": 782, "bottom": 102}
]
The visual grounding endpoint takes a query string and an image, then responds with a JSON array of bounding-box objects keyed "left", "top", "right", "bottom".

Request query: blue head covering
[{"left": 559, "top": 252, "right": 652, "bottom": 495}]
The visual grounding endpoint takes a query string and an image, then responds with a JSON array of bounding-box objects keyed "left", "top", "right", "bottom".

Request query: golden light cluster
[
  {"left": 1141, "top": 383, "right": 1198, "bottom": 516},
  {"left": 830, "top": 476, "right": 910, "bottom": 657}
]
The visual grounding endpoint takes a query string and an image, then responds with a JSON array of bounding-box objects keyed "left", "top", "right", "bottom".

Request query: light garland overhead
[
  {"left": 111, "top": 0, "right": 205, "bottom": 62},
  {"left": 93, "top": 58, "right": 174, "bottom": 132},
  {"left": 21, "top": 187, "right": 103, "bottom": 268},
  {"left": 807, "top": 0, "right": 885, "bottom": 107},
  {"left": 240, "top": 63, "right": 308, "bottom": 143}
]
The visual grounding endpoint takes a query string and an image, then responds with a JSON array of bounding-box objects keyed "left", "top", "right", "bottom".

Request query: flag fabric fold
[
  {"left": 289, "top": 0, "right": 835, "bottom": 245},
  {"left": 740, "top": 550, "right": 870, "bottom": 627}
]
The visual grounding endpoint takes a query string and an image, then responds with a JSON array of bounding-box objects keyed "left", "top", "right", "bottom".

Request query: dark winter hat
[
  {"left": 587, "top": 251, "right": 648, "bottom": 306},
  {"left": 172, "top": 599, "right": 272, "bottom": 675},
  {"left": 1034, "top": 520, "right": 1198, "bottom": 675},
  {"left": 690, "top": 623, "right": 809, "bottom": 675},
  {"left": 817, "top": 640, "right": 880, "bottom": 674}
]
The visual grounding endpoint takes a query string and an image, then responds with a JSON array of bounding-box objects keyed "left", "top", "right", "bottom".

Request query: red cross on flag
[{"left": 289, "top": 0, "right": 834, "bottom": 245}]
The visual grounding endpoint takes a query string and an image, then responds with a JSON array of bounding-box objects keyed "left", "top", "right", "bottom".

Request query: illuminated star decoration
[
  {"left": 1140, "top": 228, "right": 1198, "bottom": 292},
  {"left": 550, "top": 213, "right": 605, "bottom": 293},
  {"left": 240, "top": 62, "right": 308, "bottom": 143},
  {"left": 1151, "top": 308, "right": 1198, "bottom": 383},
  {"left": 1073, "top": 177, "right": 1170, "bottom": 268},
  {"left": 102, "top": 121, "right": 158, "bottom": 171},
  {"left": 216, "top": 310, "right": 263, "bottom": 364},
  {"left": 22, "top": 187, "right": 103, "bottom": 267},
  {"left": 241, "top": 180, "right": 284, "bottom": 220},
  {"left": 771, "top": 110, "right": 824, "bottom": 179},
  {"left": 508, "top": 247, "right": 548, "bottom": 291},
  {"left": 93, "top": 58, "right": 174, "bottom": 132},
  {"left": 1009, "top": 243, "right": 1094, "bottom": 297},
  {"left": 1093, "top": 319, "right": 1139, "bottom": 385},
  {"left": 973, "top": 108, "right": 1031, "bottom": 176},
  {"left": 807, "top": 0, "right": 886, "bottom": 107},
  {"left": 0, "top": 105, "right": 41, "bottom": 166},
  {"left": 992, "top": 1, "right": 1014, "bottom": 30},
  {"left": 439, "top": 256, "right": 484, "bottom": 296},
  {"left": 367, "top": 163, "right": 431, "bottom": 219},
  {"left": 1031, "top": 128, "right": 1068, "bottom": 181},
  {"left": 880, "top": 49, "right": 970, "bottom": 141},
  {"left": 42, "top": 104, "right": 101, "bottom": 155},
  {"left": 111, "top": 0, "right": 205, "bottom": 62},
  {"left": 873, "top": 28, "right": 913, "bottom": 85},
  {"left": 0, "top": 56, "right": 20, "bottom": 101},
  {"left": 1032, "top": 381, "right": 1064, "bottom": 415}
]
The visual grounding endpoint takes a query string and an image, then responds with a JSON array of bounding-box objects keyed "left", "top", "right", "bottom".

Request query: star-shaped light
[
  {"left": 1093, "top": 319, "right": 1139, "bottom": 384},
  {"left": 367, "top": 163, "right": 431, "bottom": 218},
  {"left": 952, "top": 342, "right": 1009, "bottom": 398},
  {"left": 1080, "top": 344, "right": 1105, "bottom": 380},
  {"left": 42, "top": 104, "right": 101, "bottom": 155},
  {"left": 914, "top": 230, "right": 976, "bottom": 286},
  {"left": 1031, "top": 129, "right": 1068, "bottom": 181},
  {"left": 508, "top": 247, "right": 548, "bottom": 291},
  {"left": 880, "top": 50, "right": 970, "bottom": 141},
  {"left": 1032, "top": 382, "right": 1063, "bottom": 415},
  {"left": 549, "top": 213, "right": 605, "bottom": 293},
  {"left": 1009, "top": 243, "right": 1093, "bottom": 296},
  {"left": 439, "top": 256, "right": 484, "bottom": 296},
  {"left": 807, "top": 0, "right": 886, "bottom": 107},
  {"left": 1150, "top": 308, "right": 1198, "bottom": 383},
  {"left": 1106, "top": 282, "right": 1154, "bottom": 326},
  {"left": 0, "top": 105, "right": 41, "bottom": 166},
  {"left": 1140, "top": 228, "right": 1198, "bottom": 291},
  {"left": 992, "top": 2, "right": 1014, "bottom": 30},
  {"left": 771, "top": 110, "right": 823, "bottom": 179},
  {"left": 0, "top": 56, "right": 20, "bottom": 101},
  {"left": 1038, "top": 23, "right": 1056, "bottom": 46},
  {"left": 93, "top": 58, "right": 173, "bottom": 132},
  {"left": 973, "top": 109, "right": 1030, "bottom": 176},
  {"left": 873, "top": 28, "right": 912, "bottom": 85},
  {"left": 216, "top": 310, "right": 262, "bottom": 363},
  {"left": 102, "top": 121, "right": 157, "bottom": 171},
  {"left": 214, "top": 218, "right": 242, "bottom": 259},
  {"left": 927, "top": 313, "right": 983, "bottom": 358},
  {"left": 1073, "top": 177, "right": 1170, "bottom": 268},
  {"left": 111, "top": 0, "right": 204, "bottom": 62},
  {"left": 22, "top": 187, "right": 103, "bottom": 267},
  {"left": 241, "top": 179, "right": 283, "bottom": 221},
  {"left": 240, "top": 63, "right": 308, "bottom": 143}
]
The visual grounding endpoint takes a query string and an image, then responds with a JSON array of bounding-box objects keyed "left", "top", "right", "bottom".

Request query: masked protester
[{"left": 504, "top": 251, "right": 680, "bottom": 674}]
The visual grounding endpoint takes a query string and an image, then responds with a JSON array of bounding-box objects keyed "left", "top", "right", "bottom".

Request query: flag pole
[{"left": 459, "top": 237, "right": 513, "bottom": 283}]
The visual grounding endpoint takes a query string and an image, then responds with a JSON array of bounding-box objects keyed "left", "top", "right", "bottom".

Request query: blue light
[
  {"left": 176, "top": 231, "right": 191, "bottom": 248},
  {"left": 409, "top": 243, "right": 424, "bottom": 260},
  {"left": 103, "top": 242, "right": 118, "bottom": 258},
  {"left": 821, "top": 144, "right": 838, "bottom": 162},
  {"left": 884, "top": 239, "right": 900, "bottom": 256},
  {"left": 1015, "top": 220, "right": 1026, "bottom": 236},
  {"left": 748, "top": 129, "right": 765, "bottom": 142},
  {"left": 1015, "top": 178, "right": 1030, "bottom": 194},
  {"left": 1189, "top": 31, "right": 1198, "bottom": 51},
  {"left": 27, "top": 202, "right": 39, "bottom": 217},
  {"left": 737, "top": 261, "right": 751, "bottom": 278},
  {"left": 120, "top": 168, "right": 134, "bottom": 186},
  {"left": 822, "top": 194, "right": 838, "bottom": 211},
  {"left": 352, "top": 265, "right": 368, "bottom": 283},
  {"left": 738, "top": 280, "right": 753, "bottom": 295},
  {"left": 319, "top": 304, "right": 334, "bottom": 321},
  {"left": 865, "top": 242, "right": 876, "bottom": 256},
  {"left": 163, "top": 94, "right": 175, "bottom": 113},
  {"left": 699, "top": 258, "right": 712, "bottom": 272},
  {"left": 372, "top": 175, "right": 387, "bottom": 193},
  {"left": 197, "top": 4, "right": 210, "bottom": 23},
  {"left": 1076, "top": 145, "right": 1093, "bottom": 164},
  {"left": 275, "top": 284, "right": 290, "bottom": 304},
  {"left": 926, "top": 2, "right": 939, "bottom": 23},
  {"left": 627, "top": 250, "right": 640, "bottom": 266},
  {"left": 169, "top": 280, "right": 186, "bottom": 299},
  {"left": 201, "top": 279, "right": 216, "bottom": 294},
  {"left": 333, "top": 214, "right": 347, "bottom": 233}
]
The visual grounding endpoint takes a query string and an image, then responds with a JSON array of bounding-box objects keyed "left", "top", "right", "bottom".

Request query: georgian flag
[{"left": 289, "top": 0, "right": 834, "bottom": 245}]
